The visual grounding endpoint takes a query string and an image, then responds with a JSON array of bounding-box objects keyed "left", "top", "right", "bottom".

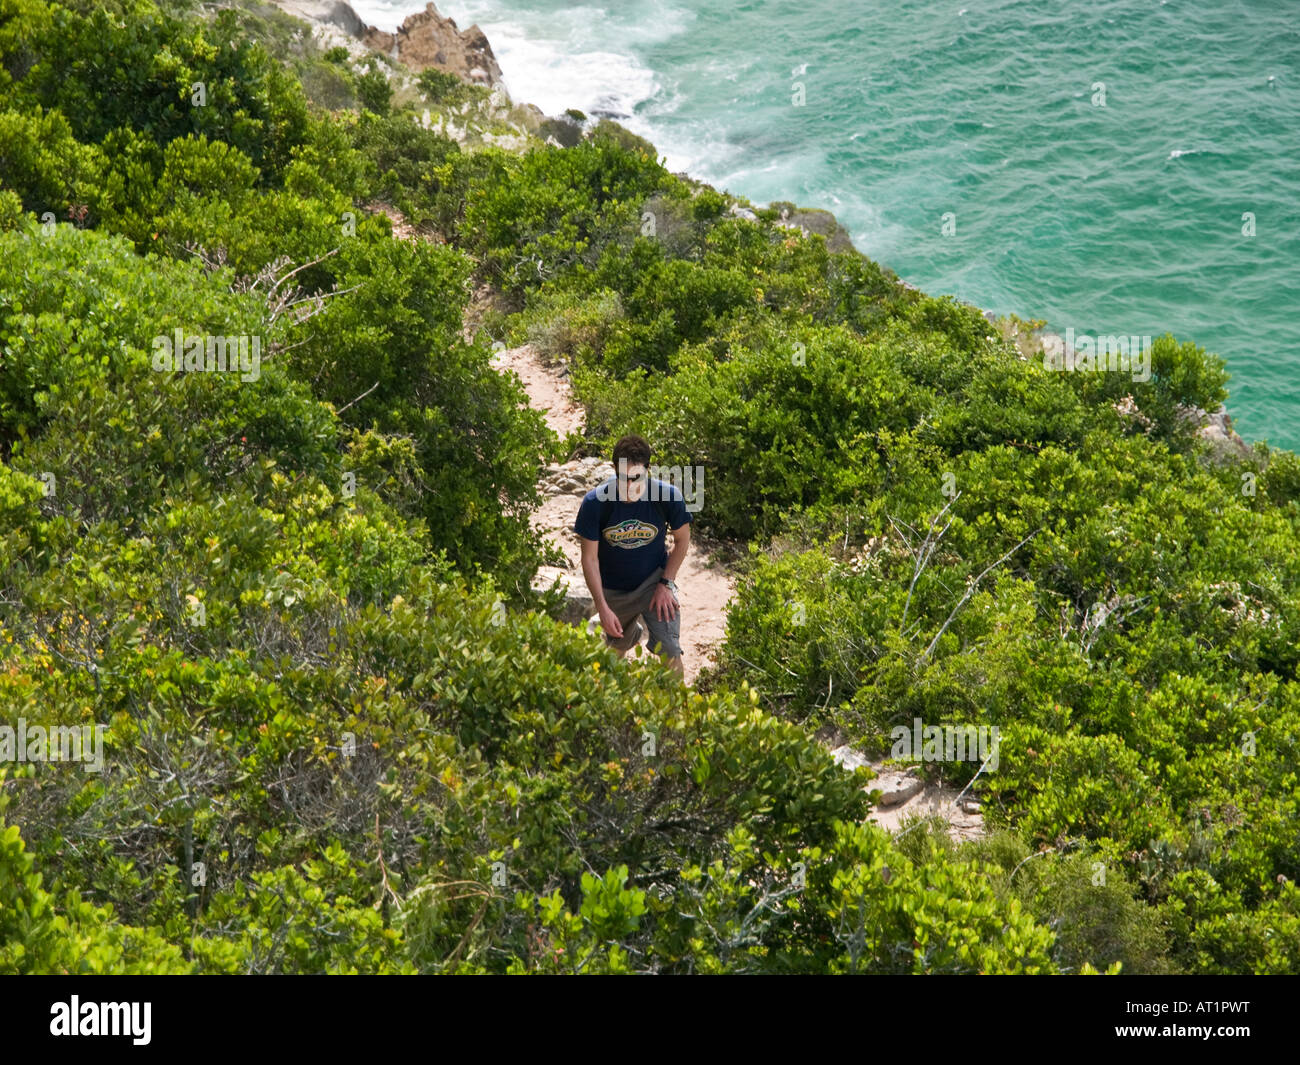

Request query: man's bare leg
[{"left": 663, "top": 654, "right": 684, "bottom": 680}]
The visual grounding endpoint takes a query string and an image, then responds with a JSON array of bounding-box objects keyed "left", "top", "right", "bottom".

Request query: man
[{"left": 574, "top": 434, "right": 691, "bottom": 680}]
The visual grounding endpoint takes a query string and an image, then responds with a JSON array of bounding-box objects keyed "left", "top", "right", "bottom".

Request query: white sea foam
[
  {"left": 347, "top": 1, "right": 728, "bottom": 173},
  {"left": 350, "top": 1, "right": 689, "bottom": 117}
]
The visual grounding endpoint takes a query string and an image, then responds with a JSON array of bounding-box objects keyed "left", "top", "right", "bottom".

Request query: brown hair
[{"left": 612, "top": 434, "right": 651, "bottom": 470}]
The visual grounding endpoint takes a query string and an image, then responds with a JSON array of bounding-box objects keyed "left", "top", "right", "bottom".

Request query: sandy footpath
[{"left": 490, "top": 342, "right": 983, "bottom": 840}]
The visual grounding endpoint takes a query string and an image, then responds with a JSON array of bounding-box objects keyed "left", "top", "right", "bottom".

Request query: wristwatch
[{"left": 659, "top": 577, "right": 678, "bottom": 592}]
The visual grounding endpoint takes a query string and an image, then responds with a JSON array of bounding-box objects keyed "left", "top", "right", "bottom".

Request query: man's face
[{"left": 619, "top": 462, "right": 648, "bottom": 501}]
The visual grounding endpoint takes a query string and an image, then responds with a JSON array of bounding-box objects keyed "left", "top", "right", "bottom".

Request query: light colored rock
[
  {"left": 267, "top": 1, "right": 373, "bottom": 59},
  {"left": 481, "top": 131, "right": 530, "bottom": 151},
  {"left": 532, "top": 567, "right": 593, "bottom": 625},
  {"left": 874, "top": 770, "right": 926, "bottom": 807},
  {"left": 1179, "top": 404, "right": 1253, "bottom": 463},
  {"left": 275, "top": 0, "right": 365, "bottom": 36},
  {"left": 828, "top": 742, "right": 988, "bottom": 842},
  {"left": 540, "top": 457, "right": 615, "bottom": 496},
  {"left": 828, "top": 744, "right": 872, "bottom": 773}
]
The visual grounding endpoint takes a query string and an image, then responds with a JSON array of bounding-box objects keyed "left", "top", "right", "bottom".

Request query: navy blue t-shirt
[{"left": 574, "top": 477, "right": 692, "bottom": 592}]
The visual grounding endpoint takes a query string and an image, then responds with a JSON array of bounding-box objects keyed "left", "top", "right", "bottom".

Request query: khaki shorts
[{"left": 600, "top": 567, "right": 681, "bottom": 658}]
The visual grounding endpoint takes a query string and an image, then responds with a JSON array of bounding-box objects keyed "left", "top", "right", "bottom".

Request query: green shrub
[
  {"left": 0, "top": 186, "right": 23, "bottom": 229},
  {"left": 354, "top": 59, "right": 392, "bottom": 115},
  {"left": 416, "top": 68, "right": 487, "bottom": 110},
  {"left": 0, "top": 816, "right": 192, "bottom": 974},
  {"left": 464, "top": 138, "right": 675, "bottom": 290}
]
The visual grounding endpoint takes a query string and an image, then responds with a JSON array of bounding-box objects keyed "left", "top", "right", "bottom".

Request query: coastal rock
[
  {"left": 1113, "top": 394, "right": 1156, "bottom": 433},
  {"left": 1178, "top": 404, "right": 1253, "bottom": 463},
  {"left": 362, "top": 3, "right": 502, "bottom": 84},
  {"left": 825, "top": 736, "right": 987, "bottom": 842},
  {"left": 269, "top": 1, "right": 502, "bottom": 85},
  {"left": 537, "top": 114, "right": 585, "bottom": 148},
  {"left": 872, "top": 769, "right": 926, "bottom": 807},
  {"left": 828, "top": 744, "right": 872, "bottom": 773},
  {"left": 828, "top": 741, "right": 920, "bottom": 804},
  {"left": 275, "top": 1, "right": 366, "bottom": 37},
  {"left": 770, "top": 200, "right": 857, "bottom": 254},
  {"left": 269, "top": 0, "right": 375, "bottom": 60}
]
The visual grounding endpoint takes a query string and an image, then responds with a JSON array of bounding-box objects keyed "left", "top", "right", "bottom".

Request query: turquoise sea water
[{"left": 355, "top": 0, "right": 1300, "bottom": 449}]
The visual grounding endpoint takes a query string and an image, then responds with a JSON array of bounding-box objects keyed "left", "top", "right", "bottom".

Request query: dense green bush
[
  {"left": 4, "top": 0, "right": 311, "bottom": 178},
  {"left": 463, "top": 134, "right": 674, "bottom": 290},
  {"left": 416, "top": 67, "right": 489, "bottom": 111},
  {"left": 0, "top": 814, "right": 192, "bottom": 974},
  {"left": 354, "top": 58, "right": 392, "bottom": 116}
]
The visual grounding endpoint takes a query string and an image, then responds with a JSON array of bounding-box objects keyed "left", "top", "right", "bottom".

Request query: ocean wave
[{"left": 355, "top": 0, "right": 1300, "bottom": 449}]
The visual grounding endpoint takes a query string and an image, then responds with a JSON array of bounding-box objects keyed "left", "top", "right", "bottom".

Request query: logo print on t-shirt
[{"left": 603, "top": 518, "right": 658, "bottom": 550}]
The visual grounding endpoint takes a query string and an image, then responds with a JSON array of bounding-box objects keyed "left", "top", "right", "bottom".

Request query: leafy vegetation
[{"left": 0, "top": 0, "right": 1295, "bottom": 974}]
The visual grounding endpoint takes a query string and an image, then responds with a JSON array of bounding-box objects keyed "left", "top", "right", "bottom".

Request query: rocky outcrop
[
  {"left": 362, "top": 3, "right": 502, "bottom": 84},
  {"left": 536, "top": 113, "right": 585, "bottom": 149},
  {"left": 1178, "top": 404, "right": 1253, "bottom": 463},
  {"left": 275, "top": 1, "right": 366, "bottom": 37},
  {"left": 539, "top": 456, "right": 615, "bottom": 496},
  {"left": 268, "top": 1, "right": 501, "bottom": 85},
  {"left": 769, "top": 200, "right": 858, "bottom": 254}
]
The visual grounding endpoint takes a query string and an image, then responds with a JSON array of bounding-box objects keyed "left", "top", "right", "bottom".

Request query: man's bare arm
[
  {"left": 664, "top": 522, "right": 690, "bottom": 581},
  {"left": 580, "top": 536, "right": 623, "bottom": 638},
  {"left": 579, "top": 536, "right": 607, "bottom": 610}
]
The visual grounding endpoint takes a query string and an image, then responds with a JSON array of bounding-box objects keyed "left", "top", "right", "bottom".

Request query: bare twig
[
  {"left": 1010, "top": 846, "right": 1057, "bottom": 883},
  {"left": 952, "top": 743, "right": 999, "bottom": 809},
  {"left": 918, "top": 529, "right": 1040, "bottom": 666},
  {"left": 337, "top": 380, "right": 381, "bottom": 416},
  {"left": 265, "top": 247, "right": 340, "bottom": 299},
  {"left": 443, "top": 894, "right": 492, "bottom": 968},
  {"left": 374, "top": 813, "right": 401, "bottom": 911},
  {"left": 897, "top": 495, "right": 958, "bottom": 629}
]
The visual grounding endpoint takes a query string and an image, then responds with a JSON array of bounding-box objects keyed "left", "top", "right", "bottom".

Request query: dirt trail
[{"left": 490, "top": 342, "right": 984, "bottom": 842}]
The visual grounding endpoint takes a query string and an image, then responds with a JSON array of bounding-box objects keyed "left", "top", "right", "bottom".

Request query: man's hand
[
  {"left": 580, "top": 536, "right": 623, "bottom": 639},
  {"left": 598, "top": 604, "right": 624, "bottom": 639},
  {"left": 650, "top": 583, "right": 679, "bottom": 622}
]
